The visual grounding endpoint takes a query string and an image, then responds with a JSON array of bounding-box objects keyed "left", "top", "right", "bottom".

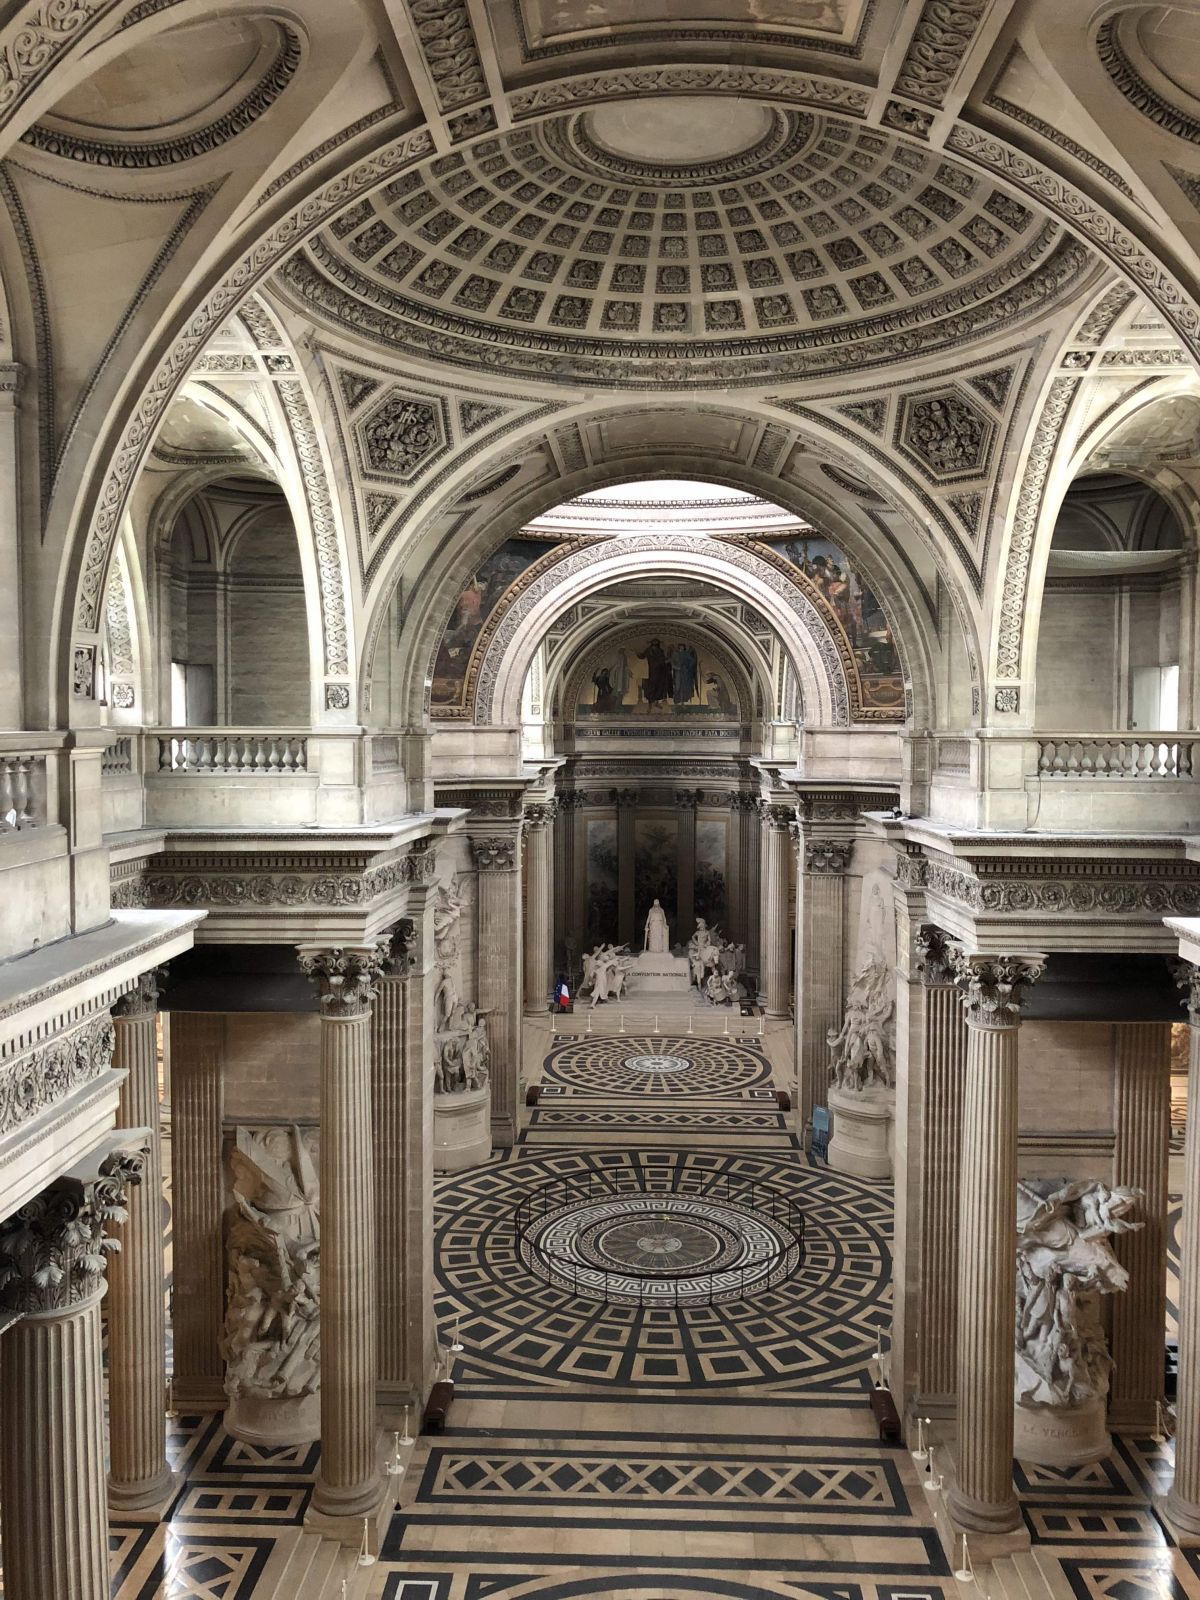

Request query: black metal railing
[{"left": 513, "top": 1171, "right": 805, "bottom": 1308}]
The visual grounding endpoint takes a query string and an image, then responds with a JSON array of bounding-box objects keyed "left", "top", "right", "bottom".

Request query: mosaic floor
[{"left": 1, "top": 1031, "right": 1195, "bottom": 1600}]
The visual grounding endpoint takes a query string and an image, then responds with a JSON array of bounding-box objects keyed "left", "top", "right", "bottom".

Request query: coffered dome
[{"left": 278, "top": 97, "right": 1096, "bottom": 390}]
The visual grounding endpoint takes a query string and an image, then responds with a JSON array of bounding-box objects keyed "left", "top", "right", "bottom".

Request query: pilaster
[
  {"left": 470, "top": 832, "right": 522, "bottom": 1148},
  {"left": 523, "top": 803, "right": 555, "bottom": 1016},
  {"left": 107, "top": 971, "right": 177, "bottom": 1515},
  {"left": 794, "top": 834, "right": 851, "bottom": 1134},
  {"left": 759, "top": 804, "right": 793, "bottom": 1018},
  {"left": 1162, "top": 963, "right": 1200, "bottom": 1543},
  {"left": 168, "top": 1010, "right": 226, "bottom": 1409}
]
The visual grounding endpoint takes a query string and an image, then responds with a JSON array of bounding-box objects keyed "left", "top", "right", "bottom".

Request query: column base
[
  {"left": 945, "top": 1481, "right": 1024, "bottom": 1539},
  {"left": 490, "top": 1112, "right": 516, "bottom": 1150},
  {"left": 1106, "top": 1397, "right": 1162, "bottom": 1432},
  {"left": 1159, "top": 1489, "right": 1200, "bottom": 1546},
  {"left": 107, "top": 1466, "right": 183, "bottom": 1520},
  {"left": 306, "top": 1470, "right": 391, "bottom": 1545},
  {"left": 434, "top": 1085, "right": 492, "bottom": 1173},
  {"left": 169, "top": 1377, "right": 227, "bottom": 1411}
]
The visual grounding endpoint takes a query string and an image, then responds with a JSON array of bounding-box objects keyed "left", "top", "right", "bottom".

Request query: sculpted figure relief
[
  {"left": 432, "top": 879, "right": 462, "bottom": 967},
  {"left": 687, "top": 919, "right": 745, "bottom": 1004},
  {"left": 1015, "top": 1180, "right": 1142, "bottom": 1409},
  {"left": 827, "top": 956, "right": 895, "bottom": 1092},
  {"left": 433, "top": 969, "right": 490, "bottom": 1094},
  {"left": 221, "top": 1125, "right": 321, "bottom": 1404}
]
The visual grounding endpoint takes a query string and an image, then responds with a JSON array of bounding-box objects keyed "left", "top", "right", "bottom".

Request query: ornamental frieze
[
  {"left": 920, "top": 856, "right": 1200, "bottom": 916},
  {"left": 0, "top": 1015, "right": 115, "bottom": 1141}
]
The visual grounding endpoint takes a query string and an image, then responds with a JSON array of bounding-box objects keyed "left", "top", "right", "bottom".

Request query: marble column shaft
[
  {"left": 107, "top": 975, "right": 174, "bottom": 1512},
  {"left": 472, "top": 835, "right": 522, "bottom": 1148},
  {"left": 299, "top": 946, "right": 384, "bottom": 1522},
  {"left": 0, "top": 1149, "right": 144, "bottom": 1600},
  {"left": 676, "top": 791, "right": 698, "bottom": 942},
  {"left": 1109, "top": 1022, "right": 1170, "bottom": 1430},
  {"left": 918, "top": 972, "right": 966, "bottom": 1408},
  {"left": 759, "top": 806, "right": 793, "bottom": 1018},
  {"left": 523, "top": 809, "right": 554, "bottom": 1016},
  {"left": 168, "top": 1010, "right": 225, "bottom": 1408},
  {"left": 948, "top": 954, "right": 1044, "bottom": 1535},
  {"left": 1165, "top": 968, "right": 1200, "bottom": 1539},
  {"left": 617, "top": 792, "right": 636, "bottom": 949},
  {"left": 795, "top": 837, "right": 850, "bottom": 1135},
  {"left": 372, "top": 913, "right": 436, "bottom": 1405}
]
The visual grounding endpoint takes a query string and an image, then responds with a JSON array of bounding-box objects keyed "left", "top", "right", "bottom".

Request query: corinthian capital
[
  {"left": 952, "top": 952, "right": 1046, "bottom": 1028},
  {"left": 804, "top": 838, "right": 852, "bottom": 874},
  {"left": 113, "top": 967, "right": 164, "bottom": 1019},
  {"left": 297, "top": 945, "right": 383, "bottom": 1017},
  {"left": 914, "top": 926, "right": 958, "bottom": 987},
  {"left": 470, "top": 836, "right": 517, "bottom": 871},
  {"left": 0, "top": 1147, "right": 145, "bottom": 1315}
]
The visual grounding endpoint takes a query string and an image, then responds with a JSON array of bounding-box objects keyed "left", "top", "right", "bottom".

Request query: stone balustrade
[
  {"left": 1037, "top": 735, "right": 1195, "bottom": 779},
  {"left": 100, "top": 736, "right": 133, "bottom": 776},
  {"left": 154, "top": 729, "right": 309, "bottom": 775},
  {"left": 0, "top": 750, "right": 46, "bottom": 831}
]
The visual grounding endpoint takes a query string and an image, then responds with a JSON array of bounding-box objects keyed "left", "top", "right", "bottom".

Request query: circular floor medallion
[
  {"left": 623, "top": 1053, "right": 690, "bottom": 1073},
  {"left": 518, "top": 1191, "right": 801, "bottom": 1306}
]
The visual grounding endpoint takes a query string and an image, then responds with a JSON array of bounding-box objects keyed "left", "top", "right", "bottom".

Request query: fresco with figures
[
  {"left": 431, "top": 535, "right": 564, "bottom": 713},
  {"left": 752, "top": 533, "right": 905, "bottom": 718},
  {"left": 576, "top": 633, "right": 741, "bottom": 718}
]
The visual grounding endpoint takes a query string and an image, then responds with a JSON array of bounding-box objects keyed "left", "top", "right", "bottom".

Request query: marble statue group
[
  {"left": 581, "top": 942, "right": 635, "bottom": 1006},
  {"left": 687, "top": 919, "right": 746, "bottom": 1006},
  {"left": 827, "top": 956, "right": 896, "bottom": 1092}
]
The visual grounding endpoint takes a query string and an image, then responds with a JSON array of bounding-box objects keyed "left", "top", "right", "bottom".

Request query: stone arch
[{"left": 52, "top": 70, "right": 1200, "bottom": 725}]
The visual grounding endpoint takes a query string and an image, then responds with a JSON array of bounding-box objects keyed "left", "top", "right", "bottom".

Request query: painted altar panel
[
  {"left": 694, "top": 817, "right": 728, "bottom": 931},
  {"left": 585, "top": 817, "right": 619, "bottom": 945},
  {"left": 577, "top": 633, "right": 739, "bottom": 718},
  {"left": 634, "top": 817, "right": 678, "bottom": 945}
]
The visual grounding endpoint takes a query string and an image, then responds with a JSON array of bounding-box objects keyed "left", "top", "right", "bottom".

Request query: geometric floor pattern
[{"left": 541, "top": 1036, "right": 774, "bottom": 1096}]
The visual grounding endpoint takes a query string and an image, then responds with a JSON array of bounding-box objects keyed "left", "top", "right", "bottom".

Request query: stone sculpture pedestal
[
  {"left": 626, "top": 951, "right": 691, "bottom": 995},
  {"left": 225, "top": 1390, "right": 320, "bottom": 1447},
  {"left": 434, "top": 1084, "right": 491, "bottom": 1173},
  {"left": 1014, "top": 1396, "right": 1109, "bottom": 1466},
  {"left": 827, "top": 1085, "right": 894, "bottom": 1179}
]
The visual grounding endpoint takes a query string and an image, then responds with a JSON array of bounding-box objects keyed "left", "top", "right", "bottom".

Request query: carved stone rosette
[
  {"left": 804, "top": 838, "right": 853, "bottom": 875},
  {"left": 470, "top": 836, "right": 517, "bottom": 872},
  {"left": 297, "top": 946, "right": 384, "bottom": 1018},
  {"left": 0, "top": 1150, "right": 145, "bottom": 1315},
  {"left": 952, "top": 953, "right": 1046, "bottom": 1028}
]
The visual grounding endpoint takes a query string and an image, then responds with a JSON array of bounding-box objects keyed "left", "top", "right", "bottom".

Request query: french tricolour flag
[{"left": 555, "top": 979, "right": 570, "bottom": 1008}]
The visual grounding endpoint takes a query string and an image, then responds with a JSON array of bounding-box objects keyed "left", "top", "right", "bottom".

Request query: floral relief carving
[
  {"left": 892, "top": 0, "right": 990, "bottom": 108},
  {"left": 357, "top": 391, "right": 445, "bottom": 481},
  {"left": 0, "top": 1014, "right": 115, "bottom": 1139},
  {"left": 404, "top": 0, "right": 487, "bottom": 111},
  {"left": 898, "top": 387, "right": 994, "bottom": 481},
  {"left": 275, "top": 380, "right": 350, "bottom": 679}
]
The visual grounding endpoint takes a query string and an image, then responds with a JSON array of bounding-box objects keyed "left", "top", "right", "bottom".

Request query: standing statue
[
  {"left": 827, "top": 957, "right": 895, "bottom": 1092},
  {"left": 221, "top": 1125, "right": 321, "bottom": 1442},
  {"left": 644, "top": 899, "right": 670, "bottom": 953},
  {"left": 433, "top": 973, "right": 490, "bottom": 1094},
  {"left": 1015, "top": 1180, "right": 1142, "bottom": 1409}
]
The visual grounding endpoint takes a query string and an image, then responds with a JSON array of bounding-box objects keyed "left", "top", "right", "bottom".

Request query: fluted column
[
  {"left": 676, "top": 790, "right": 699, "bottom": 941},
  {"left": 1108, "top": 1022, "right": 1170, "bottom": 1431},
  {"left": 917, "top": 929, "right": 967, "bottom": 1411},
  {"left": 523, "top": 805, "right": 555, "bottom": 1016},
  {"left": 759, "top": 804, "right": 793, "bottom": 1017},
  {"left": 949, "top": 953, "right": 1045, "bottom": 1535},
  {"left": 794, "top": 836, "right": 851, "bottom": 1134},
  {"left": 298, "top": 944, "right": 386, "bottom": 1526},
  {"left": 0, "top": 1144, "right": 144, "bottom": 1600},
  {"left": 617, "top": 788, "right": 636, "bottom": 950},
  {"left": 472, "top": 833, "right": 522, "bottom": 1147},
  {"left": 168, "top": 1010, "right": 225, "bottom": 1408},
  {"left": 107, "top": 972, "right": 175, "bottom": 1513},
  {"left": 1164, "top": 963, "right": 1200, "bottom": 1541},
  {"left": 372, "top": 910, "right": 436, "bottom": 1406}
]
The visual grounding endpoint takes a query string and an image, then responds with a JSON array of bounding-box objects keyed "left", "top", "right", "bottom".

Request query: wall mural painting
[
  {"left": 579, "top": 634, "right": 739, "bottom": 718},
  {"left": 634, "top": 818, "right": 678, "bottom": 942},
  {"left": 585, "top": 818, "right": 619, "bottom": 946},
  {"left": 432, "top": 536, "right": 563, "bottom": 712},
  {"left": 695, "top": 818, "right": 728, "bottom": 930},
  {"left": 754, "top": 533, "right": 905, "bottom": 718}
]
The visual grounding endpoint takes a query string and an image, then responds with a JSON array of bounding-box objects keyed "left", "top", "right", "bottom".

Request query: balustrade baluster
[{"left": 0, "top": 760, "right": 14, "bottom": 829}]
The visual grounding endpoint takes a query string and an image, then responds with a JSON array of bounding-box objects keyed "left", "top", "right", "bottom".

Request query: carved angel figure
[
  {"left": 827, "top": 956, "right": 895, "bottom": 1092},
  {"left": 580, "top": 943, "right": 634, "bottom": 1006},
  {"left": 1014, "top": 1179, "right": 1142, "bottom": 1408},
  {"left": 221, "top": 1125, "right": 321, "bottom": 1401},
  {"left": 432, "top": 880, "right": 462, "bottom": 967}
]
